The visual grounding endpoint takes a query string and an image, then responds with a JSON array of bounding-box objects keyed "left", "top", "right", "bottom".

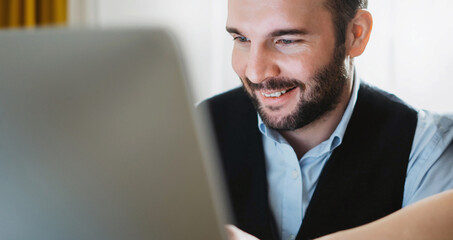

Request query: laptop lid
[{"left": 0, "top": 28, "right": 228, "bottom": 240}]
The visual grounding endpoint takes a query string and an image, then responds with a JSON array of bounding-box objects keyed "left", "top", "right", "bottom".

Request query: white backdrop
[
  {"left": 70, "top": 0, "right": 453, "bottom": 112},
  {"left": 357, "top": 0, "right": 453, "bottom": 112}
]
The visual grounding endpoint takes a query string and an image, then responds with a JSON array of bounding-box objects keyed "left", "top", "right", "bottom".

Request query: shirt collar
[{"left": 258, "top": 72, "right": 361, "bottom": 156}]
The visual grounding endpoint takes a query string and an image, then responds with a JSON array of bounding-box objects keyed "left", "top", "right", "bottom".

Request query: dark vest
[{"left": 199, "top": 83, "right": 418, "bottom": 240}]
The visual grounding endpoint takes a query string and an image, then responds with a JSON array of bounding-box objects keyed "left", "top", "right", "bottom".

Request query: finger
[{"left": 225, "top": 224, "right": 260, "bottom": 240}]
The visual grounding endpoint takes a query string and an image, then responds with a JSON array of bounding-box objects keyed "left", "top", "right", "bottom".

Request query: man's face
[{"left": 226, "top": 0, "right": 348, "bottom": 130}]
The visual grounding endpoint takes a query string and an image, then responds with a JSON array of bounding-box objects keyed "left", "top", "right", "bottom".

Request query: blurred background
[{"left": 1, "top": 0, "right": 453, "bottom": 112}]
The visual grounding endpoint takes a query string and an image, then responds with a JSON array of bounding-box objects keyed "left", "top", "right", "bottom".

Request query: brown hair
[{"left": 324, "top": 0, "right": 368, "bottom": 46}]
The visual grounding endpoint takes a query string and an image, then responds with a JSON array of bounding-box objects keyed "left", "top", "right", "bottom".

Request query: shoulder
[
  {"left": 358, "top": 83, "right": 418, "bottom": 116},
  {"left": 351, "top": 82, "right": 419, "bottom": 149},
  {"left": 404, "top": 110, "right": 453, "bottom": 205},
  {"left": 199, "top": 87, "right": 251, "bottom": 111},
  {"left": 411, "top": 110, "right": 453, "bottom": 160},
  {"left": 197, "top": 87, "right": 261, "bottom": 152},
  {"left": 198, "top": 87, "right": 256, "bottom": 121}
]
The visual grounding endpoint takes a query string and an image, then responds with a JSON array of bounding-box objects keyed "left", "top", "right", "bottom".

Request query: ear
[{"left": 346, "top": 9, "right": 373, "bottom": 58}]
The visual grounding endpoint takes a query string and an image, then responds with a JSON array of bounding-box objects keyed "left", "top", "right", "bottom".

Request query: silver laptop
[{"left": 0, "top": 28, "right": 229, "bottom": 239}]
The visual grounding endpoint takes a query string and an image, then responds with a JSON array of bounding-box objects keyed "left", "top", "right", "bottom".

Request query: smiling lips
[{"left": 261, "top": 86, "right": 297, "bottom": 98}]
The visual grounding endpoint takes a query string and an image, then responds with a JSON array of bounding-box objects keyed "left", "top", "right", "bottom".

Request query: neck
[{"left": 279, "top": 78, "right": 353, "bottom": 159}]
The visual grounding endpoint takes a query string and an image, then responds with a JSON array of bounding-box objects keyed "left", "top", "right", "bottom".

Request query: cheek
[
  {"left": 277, "top": 56, "right": 317, "bottom": 82},
  {"left": 231, "top": 48, "right": 247, "bottom": 78}
]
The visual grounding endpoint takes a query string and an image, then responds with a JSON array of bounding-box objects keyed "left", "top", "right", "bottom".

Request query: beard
[{"left": 242, "top": 44, "right": 348, "bottom": 131}]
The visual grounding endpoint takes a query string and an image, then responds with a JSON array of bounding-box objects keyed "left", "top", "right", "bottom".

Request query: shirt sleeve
[{"left": 403, "top": 111, "right": 453, "bottom": 206}]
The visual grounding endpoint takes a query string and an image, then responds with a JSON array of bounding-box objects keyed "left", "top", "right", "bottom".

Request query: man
[{"left": 199, "top": 0, "right": 453, "bottom": 239}]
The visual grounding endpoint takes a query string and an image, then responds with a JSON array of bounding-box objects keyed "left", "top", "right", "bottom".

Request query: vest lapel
[
  {"left": 296, "top": 84, "right": 417, "bottom": 240},
  {"left": 232, "top": 117, "right": 278, "bottom": 239},
  {"left": 202, "top": 88, "right": 278, "bottom": 239}
]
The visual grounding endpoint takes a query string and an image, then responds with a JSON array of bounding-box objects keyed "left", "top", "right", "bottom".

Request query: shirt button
[
  {"left": 289, "top": 235, "right": 296, "bottom": 240},
  {"left": 291, "top": 170, "right": 299, "bottom": 179}
]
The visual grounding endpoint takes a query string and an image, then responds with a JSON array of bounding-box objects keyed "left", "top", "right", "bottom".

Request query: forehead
[{"left": 227, "top": 0, "right": 332, "bottom": 35}]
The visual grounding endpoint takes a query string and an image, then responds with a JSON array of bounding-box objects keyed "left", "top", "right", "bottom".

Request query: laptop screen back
[{"left": 0, "top": 28, "right": 228, "bottom": 240}]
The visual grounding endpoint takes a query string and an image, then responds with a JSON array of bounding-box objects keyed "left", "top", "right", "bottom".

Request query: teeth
[{"left": 262, "top": 89, "right": 288, "bottom": 98}]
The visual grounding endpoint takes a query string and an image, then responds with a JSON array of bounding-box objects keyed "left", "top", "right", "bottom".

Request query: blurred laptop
[{"left": 0, "top": 28, "right": 229, "bottom": 239}]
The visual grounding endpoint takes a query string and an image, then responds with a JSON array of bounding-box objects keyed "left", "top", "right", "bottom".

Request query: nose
[{"left": 245, "top": 45, "right": 280, "bottom": 84}]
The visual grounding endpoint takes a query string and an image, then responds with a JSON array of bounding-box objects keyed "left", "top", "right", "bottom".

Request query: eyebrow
[
  {"left": 268, "top": 29, "right": 309, "bottom": 37},
  {"left": 226, "top": 27, "right": 241, "bottom": 35},
  {"left": 225, "top": 27, "right": 308, "bottom": 37}
]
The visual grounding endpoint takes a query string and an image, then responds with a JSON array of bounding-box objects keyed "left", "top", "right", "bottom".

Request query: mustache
[{"left": 245, "top": 77, "right": 305, "bottom": 91}]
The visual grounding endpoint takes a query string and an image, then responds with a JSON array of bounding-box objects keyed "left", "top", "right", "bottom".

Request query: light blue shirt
[{"left": 258, "top": 78, "right": 453, "bottom": 240}]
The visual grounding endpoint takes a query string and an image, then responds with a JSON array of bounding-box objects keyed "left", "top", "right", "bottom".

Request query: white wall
[
  {"left": 357, "top": 0, "right": 453, "bottom": 112},
  {"left": 70, "top": 0, "right": 453, "bottom": 111},
  {"left": 94, "top": 0, "right": 221, "bottom": 103},
  {"left": 69, "top": 0, "right": 99, "bottom": 26}
]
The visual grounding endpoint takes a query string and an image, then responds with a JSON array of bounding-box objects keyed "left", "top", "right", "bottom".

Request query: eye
[
  {"left": 275, "top": 39, "right": 301, "bottom": 45},
  {"left": 233, "top": 36, "right": 250, "bottom": 43}
]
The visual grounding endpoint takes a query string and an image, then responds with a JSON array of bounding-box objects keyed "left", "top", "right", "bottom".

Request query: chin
[{"left": 258, "top": 107, "right": 296, "bottom": 130}]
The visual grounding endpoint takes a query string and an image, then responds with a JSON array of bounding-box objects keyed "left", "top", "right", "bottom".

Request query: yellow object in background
[
  {"left": 24, "top": 0, "right": 36, "bottom": 27},
  {"left": 0, "top": 0, "right": 67, "bottom": 29}
]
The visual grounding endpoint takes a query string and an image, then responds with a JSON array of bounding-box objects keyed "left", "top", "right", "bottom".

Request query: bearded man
[{"left": 199, "top": 0, "right": 453, "bottom": 239}]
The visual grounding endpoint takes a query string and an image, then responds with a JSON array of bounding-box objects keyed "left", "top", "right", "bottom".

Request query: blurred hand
[{"left": 225, "top": 225, "right": 260, "bottom": 240}]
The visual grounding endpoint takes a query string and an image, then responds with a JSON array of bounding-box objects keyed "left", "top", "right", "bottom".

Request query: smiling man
[{"left": 200, "top": 0, "right": 453, "bottom": 240}]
